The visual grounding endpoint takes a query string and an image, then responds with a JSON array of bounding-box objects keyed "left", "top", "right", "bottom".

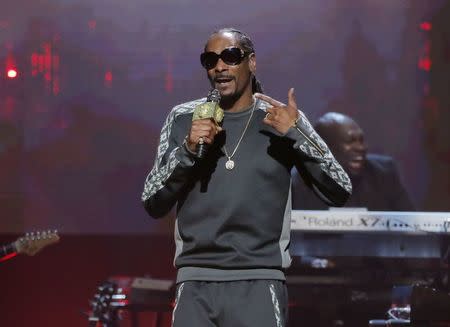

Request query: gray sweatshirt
[{"left": 142, "top": 98, "right": 352, "bottom": 283}]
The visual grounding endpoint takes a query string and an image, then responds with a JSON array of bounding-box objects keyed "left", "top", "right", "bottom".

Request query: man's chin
[
  {"left": 217, "top": 89, "right": 232, "bottom": 97},
  {"left": 218, "top": 91, "right": 239, "bottom": 108},
  {"left": 216, "top": 86, "right": 234, "bottom": 98},
  {"left": 347, "top": 167, "right": 364, "bottom": 181},
  {"left": 347, "top": 160, "right": 365, "bottom": 176}
]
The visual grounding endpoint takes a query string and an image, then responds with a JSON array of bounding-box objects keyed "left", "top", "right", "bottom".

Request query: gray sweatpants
[{"left": 172, "top": 280, "right": 288, "bottom": 327}]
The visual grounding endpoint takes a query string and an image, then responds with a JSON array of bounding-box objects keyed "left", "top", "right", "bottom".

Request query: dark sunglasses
[{"left": 200, "top": 47, "right": 251, "bottom": 70}]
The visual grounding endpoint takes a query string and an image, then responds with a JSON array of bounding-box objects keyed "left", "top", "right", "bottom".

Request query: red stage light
[
  {"left": 418, "top": 58, "right": 432, "bottom": 71},
  {"left": 104, "top": 71, "right": 113, "bottom": 88},
  {"left": 7, "top": 69, "right": 17, "bottom": 78},
  {"left": 420, "top": 22, "right": 432, "bottom": 31},
  {"left": 105, "top": 71, "right": 113, "bottom": 82},
  {"left": 88, "top": 20, "right": 97, "bottom": 30}
]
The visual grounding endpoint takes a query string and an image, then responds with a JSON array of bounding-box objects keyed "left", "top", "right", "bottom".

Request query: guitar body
[
  {"left": 87, "top": 281, "right": 120, "bottom": 327},
  {"left": 88, "top": 318, "right": 101, "bottom": 327},
  {"left": 88, "top": 317, "right": 112, "bottom": 327},
  {"left": 88, "top": 317, "right": 119, "bottom": 327}
]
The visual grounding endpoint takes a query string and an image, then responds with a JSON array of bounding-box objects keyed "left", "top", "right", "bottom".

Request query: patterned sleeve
[
  {"left": 141, "top": 100, "right": 201, "bottom": 218},
  {"left": 286, "top": 111, "right": 352, "bottom": 206}
]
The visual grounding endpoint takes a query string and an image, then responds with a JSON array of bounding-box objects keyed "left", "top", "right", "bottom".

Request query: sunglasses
[{"left": 200, "top": 47, "right": 251, "bottom": 70}]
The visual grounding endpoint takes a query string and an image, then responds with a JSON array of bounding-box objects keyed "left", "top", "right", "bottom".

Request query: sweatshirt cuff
[
  {"left": 284, "top": 118, "right": 327, "bottom": 159},
  {"left": 175, "top": 142, "right": 197, "bottom": 167},
  {"left": 284, "top": 118, "right": 314, "bottom": 149}
]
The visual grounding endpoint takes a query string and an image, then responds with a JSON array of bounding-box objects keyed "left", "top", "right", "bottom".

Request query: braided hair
[{"left": 206, "top": 28, "right": 264, "bottom": 94}]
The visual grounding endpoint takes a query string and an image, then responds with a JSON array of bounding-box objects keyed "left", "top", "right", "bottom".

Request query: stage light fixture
[{"left": 7, "top": 69, "right": 18, "bottom": 79}]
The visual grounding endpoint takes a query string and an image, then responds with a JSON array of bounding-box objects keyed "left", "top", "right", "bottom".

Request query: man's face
[
  {"left": 203, "top": 32, "right": 255, "bottom": 102},
  {"left": 328, "top": 120, "right": 367, "bottom": 177}
]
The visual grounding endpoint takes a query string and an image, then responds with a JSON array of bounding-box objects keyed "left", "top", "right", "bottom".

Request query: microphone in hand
[{"left": 192, "top": 89, "right": 224, "bottom": 159}]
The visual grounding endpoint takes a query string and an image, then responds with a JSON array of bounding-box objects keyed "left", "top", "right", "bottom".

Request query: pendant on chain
[{"left": 225, "top": 159, "right": 235, "bottom": 170}]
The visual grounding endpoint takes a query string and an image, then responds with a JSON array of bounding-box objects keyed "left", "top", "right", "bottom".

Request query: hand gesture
[{"left": 255, "top": 88, "right": 300, "bottom": 135}]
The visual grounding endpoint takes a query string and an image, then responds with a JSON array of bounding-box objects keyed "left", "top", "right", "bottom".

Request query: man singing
[{"left": 142, "top": 28, "right": 351, "bottom": 327}]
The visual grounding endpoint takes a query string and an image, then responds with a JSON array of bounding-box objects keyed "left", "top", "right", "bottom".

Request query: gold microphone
[{"left": 192, "top": 89, "right": 224, "bottom": 159}]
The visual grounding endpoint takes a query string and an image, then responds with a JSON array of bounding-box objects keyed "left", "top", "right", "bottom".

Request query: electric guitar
[
  {"left": 0, "top": 230, "right": 60, "bottom": 262},
  {"left": 88, "top": 281, "right": 120, "bottom": 327}
]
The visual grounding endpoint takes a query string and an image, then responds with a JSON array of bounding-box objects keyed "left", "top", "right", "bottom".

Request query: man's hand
[
  {"left": 255, "top": 88, "right": 300, "bottom": 135},
  {"left": 186, "top": 119, "right": 222, "bottom": 153}
]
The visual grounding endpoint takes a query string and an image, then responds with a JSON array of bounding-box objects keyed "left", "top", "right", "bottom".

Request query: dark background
[{"left": 1, "top": 0, "right": 449, "bottom": 326}]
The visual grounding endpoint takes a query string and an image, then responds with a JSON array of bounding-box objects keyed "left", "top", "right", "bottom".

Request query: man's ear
[{"left": 248, "top": 53, "right": 256, "bottom": 74}]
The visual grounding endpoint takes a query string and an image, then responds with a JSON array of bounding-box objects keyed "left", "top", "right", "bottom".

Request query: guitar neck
[{"left": 1, "top": 230, "right": 59, "bottom": 262}]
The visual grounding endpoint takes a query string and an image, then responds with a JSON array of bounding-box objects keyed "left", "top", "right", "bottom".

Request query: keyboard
[
  {"left": 291, "top": 210, "right": 450, "bottom": 234},
  {"left": 290, "top": 210, "right": 450, "bottom": 259}
]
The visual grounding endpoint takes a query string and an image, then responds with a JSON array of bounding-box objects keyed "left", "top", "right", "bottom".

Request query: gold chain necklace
[{"left": 222, "top": 100, "right": 257, "bottom": 170}]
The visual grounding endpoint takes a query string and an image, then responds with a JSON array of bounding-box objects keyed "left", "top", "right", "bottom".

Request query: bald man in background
[{"left": 292, "top": 112, "right": 414, "bottom": 211}]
